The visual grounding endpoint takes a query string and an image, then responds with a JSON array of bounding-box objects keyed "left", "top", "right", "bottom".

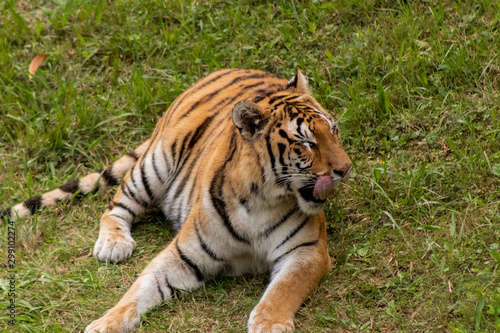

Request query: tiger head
[{"left": 232, "top": 71, "right": 352, "bottom": 215}]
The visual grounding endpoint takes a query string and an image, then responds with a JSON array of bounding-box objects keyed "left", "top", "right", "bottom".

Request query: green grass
[{"left": 1, "top": 0, "right": 499, "bottom": 332}]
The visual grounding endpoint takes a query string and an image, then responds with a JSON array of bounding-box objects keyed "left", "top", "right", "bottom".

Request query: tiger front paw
[
  {"left": 85, "top": 308, "right": 139, "bottom": 333},
  {"left": 93, "top": 230, "right": 136, "bottom": 263},
  {"left": 248, "top": 323, "right": 294, "bottom": 333},
  {"left": 248, "top": 306, "right": 294, "bottom": 333}
]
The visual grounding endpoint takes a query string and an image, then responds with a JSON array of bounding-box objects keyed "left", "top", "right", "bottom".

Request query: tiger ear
[
  {"left": 232, "top": 101, "right": 269, "bottom": 140},
  {"left": 286, "top": 70, "right": 311, "bottom": 94}
]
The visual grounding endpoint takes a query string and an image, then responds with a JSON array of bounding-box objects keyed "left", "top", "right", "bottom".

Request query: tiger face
[{"left": 232, "top": 72, "right": 352, "bottom": 215}]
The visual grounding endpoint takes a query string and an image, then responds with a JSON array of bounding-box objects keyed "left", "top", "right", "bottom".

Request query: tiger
[{"left": 1, "top": 68, "right": 352, "bottom": 333}]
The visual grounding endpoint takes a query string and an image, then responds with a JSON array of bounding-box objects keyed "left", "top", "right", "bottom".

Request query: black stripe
[
  {"left": 140, "top": 160, "right": 154, "bottom": 200},
  {"left": 109, "top": 214, "right": 131, "bottom": 225},
  {"left": 284, "top": 95, "right": 300, "bottom": 101},
  {"left": 301, "top": 106, "right": 315, "bottom": 113},
  {"left": 24, "top": 196, "right": 42, "bottom": 215},
  {"left": 269, "top": 94, "right": 290, "bottom": 104},
  {"left": 128, "top": 183, "right": 148, "bottom": 206},
  {"left": 156, "top": 277, "right": 165, "bottom": 301},
  {"left": 273, "top": 100, "right": 285, "bottom": 108},
  {"left": 239, "top": 197, "right": 250, "bottom": 213},
  {"left": 152, "top": 147, "right": 165, "bottom": 183},
  {"left": 277, "top": 143, "right": 287, "bottom": 172},
  {"left": 182, "top": 101, "right": 236, "bottom": 148},
  {"left": 126, "top": 151, "right": 139, "bottom": 160},
  {"left": 252, "top": 87, "right": 282, "bottom": 103},
  {"left": 274, "top": 240, "right": 319, "bottom": 264},
  {"left": 176, "top": 116, "right": 235, "bottom": 201},
  {"left": 265, "top": 136, "right": 278, "bottom": 179},
  {"left": 278, "top": 129, "right": 294, "bottom": 144},
  {"left": 176, "top": 239, "right": 204, "bottom": 282},
  {"left": 195, "top": 224, "right": 224, "bottom": 262},
  {"left": 210, "top": 187, "right": 249, "bottom": 244},
  {"left": 170, "top": 138, "right": 179, "bottom": 167},
  {"left": 166, "top": 278, "right": 180, "bottom": 299},
  {"left": 129, "top": 164, "right": 139, "bottom": 190},
  {"left": 296, "top": 117, "right": 305, "bottom": 137},
  {"left": 175, "top": 133, "right": 194, "bottom": 170},
  {"left": 161, "top": 142, "right": 174, "bottom": 170},
  {"left": 58, "top": 179, "right": 86, "bottom": 197},
  {"left": 173, "top": 161, "right": 198, "bottom": 199},
  {"left": 209, "top": 134, "right": 250, "bottom": 245},
  {"left": 0, "top": 207, "right": 12, "bottom": 219},
  {"left": 275, "top": 217, "right": 310, "bottom": 250},
  {"left": 223, "top": 129, "right": 238, "bottom": 163},
  {"left": 121, "top": 182, "right": 148, "bottom": 207},
  {"left": 210, "top": 181, "right": 250, "bottom": 244},
  {"left": 120, "top": 182, "right": 131, "bottom": 199},
  {"left": 207, "top": 81, "right": 267, "bottom": 117},
  {"left": 58, "top": 179, "right": 79, "bottom": 193},
  {"left": 111, "top": 201, "right": 136, "bottom": 217},
  {"left": 100, "top": 167, "right": 118, "bottom": 186},
  {"left": 188, "top": 173, "right": 200, "bottom": 204},
  {"left": 172, "top": 117, "right": 214, "bottom": 198},
  {"left": 261, "top": 206, "right": 299, "bottom": 237},
  {"left": 252, "top": 95, "right": 266, "bottom": 104},
  {"left": 186, "top": 115, "right": 214, "bottom": 151},
  {"left": 173, "top": 133, "right": 210, "bottom": 207},
  {"left": 288, "top": 108, "right": 301, "bottom": 121},
  {"left": 179, "top": 92, "right": 218, "bottom": 120},
  {"left": 252, "top": 86, "right": 285, "bottom": 104},
  {"left": 189, "top": 69, "right": 242, "bottom": 94}
]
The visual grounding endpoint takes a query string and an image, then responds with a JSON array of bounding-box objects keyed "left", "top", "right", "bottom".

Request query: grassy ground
[{"left": 1, "top": 0, "right": 499, "bottom": 332}]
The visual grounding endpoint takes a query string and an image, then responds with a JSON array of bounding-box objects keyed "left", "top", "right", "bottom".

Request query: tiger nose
[{"left": 332, "top": 163, "right": 352, "bottom": 178}]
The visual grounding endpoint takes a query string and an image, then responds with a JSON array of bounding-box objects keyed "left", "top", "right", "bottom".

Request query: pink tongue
[{"left": 313, "top": 176, "right": 336, "bottom": 200}]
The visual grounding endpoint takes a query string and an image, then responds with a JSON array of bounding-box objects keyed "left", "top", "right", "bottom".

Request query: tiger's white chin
[{"left": 296, "top": 196, "right": 325, "bottom": 215}]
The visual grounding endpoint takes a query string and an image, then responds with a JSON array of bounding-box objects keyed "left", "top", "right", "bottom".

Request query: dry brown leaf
[{"left": 29, "top": 54, "right": 46, "bottom": 80}]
